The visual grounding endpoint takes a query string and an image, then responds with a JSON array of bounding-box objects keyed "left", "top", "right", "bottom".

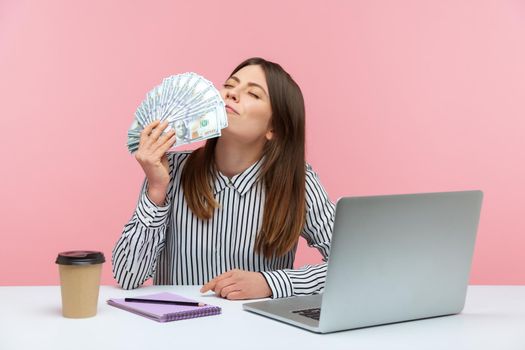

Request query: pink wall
[{"left": 1, "top": 0, "right": 524, "bottom": 286}]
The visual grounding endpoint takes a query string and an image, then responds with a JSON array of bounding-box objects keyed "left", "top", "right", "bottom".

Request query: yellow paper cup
[{"left": 55, "top": 251, "right": 105, "bottom": 318}]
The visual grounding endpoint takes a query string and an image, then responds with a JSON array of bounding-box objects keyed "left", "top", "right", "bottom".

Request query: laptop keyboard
[{"left": 292, "top": 308, "right": 321, "bottom": 320}]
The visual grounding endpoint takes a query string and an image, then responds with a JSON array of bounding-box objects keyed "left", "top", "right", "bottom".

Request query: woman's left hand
[{"left": 200, "top": 269, "right": 272, "bottom": 300}]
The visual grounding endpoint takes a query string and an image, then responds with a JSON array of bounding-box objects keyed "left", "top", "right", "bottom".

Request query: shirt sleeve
[
  {"left": 261, "top": 164, "right": 335, "bottom": 298},
  {"left": 111, "top": 153, "right": 177, "bottom": 290}
]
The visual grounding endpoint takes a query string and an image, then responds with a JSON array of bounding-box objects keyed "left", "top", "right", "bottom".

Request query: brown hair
[{"left": 181, "top": 57, "right": 306, "bottom": 258}]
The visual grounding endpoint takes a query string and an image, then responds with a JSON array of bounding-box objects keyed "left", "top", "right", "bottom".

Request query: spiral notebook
[{"left": 107, "top": 292, "right": 221, "bottom": 322}]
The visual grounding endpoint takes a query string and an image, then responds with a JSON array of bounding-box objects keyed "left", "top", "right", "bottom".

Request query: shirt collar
[{"left": 213, "top": 157, "right": 265, "bottom": 196}]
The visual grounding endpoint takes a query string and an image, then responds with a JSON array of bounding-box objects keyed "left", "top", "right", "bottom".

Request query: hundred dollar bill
[
  {"left": 166, "top": 111, "right": 221, "bottom": 150},
  {"left": 126, "top": 72, "right": 228, "bottom": 154},
  {"left": 126, "top": 112, "right": 222, "bottom": 154}
]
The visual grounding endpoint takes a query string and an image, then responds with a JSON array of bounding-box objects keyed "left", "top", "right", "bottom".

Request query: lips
[{"left": 226, "top": 105, "right": 239, "bottom": 115}]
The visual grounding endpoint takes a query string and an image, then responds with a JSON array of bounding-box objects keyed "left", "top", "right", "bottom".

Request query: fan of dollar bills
[{"left": 127, "top": 72, "right": 228, "bottom": 154}]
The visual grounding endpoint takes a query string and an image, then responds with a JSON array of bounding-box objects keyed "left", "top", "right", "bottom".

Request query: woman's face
[{"left": 219, "top": 64, "right": 273, "bottom": 145}]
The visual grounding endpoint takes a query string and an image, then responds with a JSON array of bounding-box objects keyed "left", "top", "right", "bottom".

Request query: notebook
[{"left": 107, "top": 292, "right": 221, "bottom": 322}]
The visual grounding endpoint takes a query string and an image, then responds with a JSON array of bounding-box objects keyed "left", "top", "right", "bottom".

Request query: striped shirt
[{"left": 112, "top": 152, "right": 335, "bottom": 298}]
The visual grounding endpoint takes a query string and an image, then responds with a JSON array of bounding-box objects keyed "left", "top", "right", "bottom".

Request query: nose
[{"left": 225, "top": 88, "right": 239, "bottom": 102}]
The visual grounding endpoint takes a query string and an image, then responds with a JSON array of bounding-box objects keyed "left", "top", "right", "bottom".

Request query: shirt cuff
[
  {"left": 260, "top": 270, "right": 294, "bottom": 299},
  {"left": 135, "top": 187, "right": 171, "bottom": 228}
]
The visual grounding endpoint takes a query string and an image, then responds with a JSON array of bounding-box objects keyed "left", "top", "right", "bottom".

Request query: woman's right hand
[{"left": 134, "top": 120, "right": 177, "bottom": 190}]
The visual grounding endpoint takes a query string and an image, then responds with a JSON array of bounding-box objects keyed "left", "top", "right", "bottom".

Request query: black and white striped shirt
[{"left": 112, "top": 152, "right": 335, "bottom": 298}]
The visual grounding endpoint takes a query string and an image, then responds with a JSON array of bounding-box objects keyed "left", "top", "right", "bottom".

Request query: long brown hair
[{"left": 181, "top": 57, "right": 306, "bottom": 258}]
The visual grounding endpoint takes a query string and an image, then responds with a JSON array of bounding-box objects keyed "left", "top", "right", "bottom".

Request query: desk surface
[{"left": 1, "top": 285, "right": 524, "bottom": 350}]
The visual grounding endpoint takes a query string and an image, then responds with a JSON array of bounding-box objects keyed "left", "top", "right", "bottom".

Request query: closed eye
[{"left": 223, "top": 84, "right": 260, "bottom": 99}]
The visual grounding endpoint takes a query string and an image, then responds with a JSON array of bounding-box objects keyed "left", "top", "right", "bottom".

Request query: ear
[{"left": 265, "top": 129, "right": 274, "bottom": 141}]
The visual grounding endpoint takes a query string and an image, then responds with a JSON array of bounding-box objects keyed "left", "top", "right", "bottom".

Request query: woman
[{"left": 112, "top": 57, "right": 335, "bottom": 300}]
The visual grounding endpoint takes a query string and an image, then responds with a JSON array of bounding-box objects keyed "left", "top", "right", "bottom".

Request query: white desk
[{"left": 1, "top": 285, "right": 524, "bottom": 350}]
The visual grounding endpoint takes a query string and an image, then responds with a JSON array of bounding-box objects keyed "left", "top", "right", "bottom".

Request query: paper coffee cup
[{"left": 55, "top": 251, "right": 105, "bottom": 318}]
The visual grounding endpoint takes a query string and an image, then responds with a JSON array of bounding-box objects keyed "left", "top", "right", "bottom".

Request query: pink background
[{"left": 1, "top": 0, "right": 524, "bottom": 286}]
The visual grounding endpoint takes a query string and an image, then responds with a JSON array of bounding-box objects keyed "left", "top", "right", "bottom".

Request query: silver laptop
[{"left": 243, "top": 190, "right": 483, "bottom": 333}]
